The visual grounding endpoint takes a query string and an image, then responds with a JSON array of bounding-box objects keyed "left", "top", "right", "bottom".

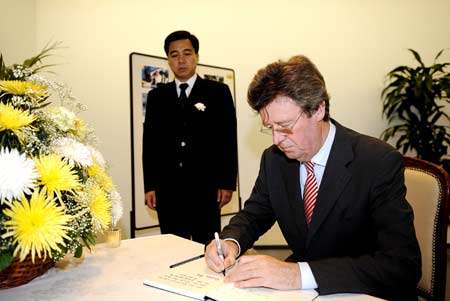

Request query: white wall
[{"left": 3, "top": 0, "right": 450, "bottom": 244}]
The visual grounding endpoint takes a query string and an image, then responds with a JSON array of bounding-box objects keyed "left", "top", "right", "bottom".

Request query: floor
[{"left": 253, "top": 247, "right": 450, "bottom": 301}]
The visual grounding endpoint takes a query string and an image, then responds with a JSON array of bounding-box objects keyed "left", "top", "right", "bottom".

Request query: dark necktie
[
  {"left": 179, "top": 83, "right": 188, "bottom": 109},
  {"left": 304, "top": 161, "right": 318, "bottom": 226}
]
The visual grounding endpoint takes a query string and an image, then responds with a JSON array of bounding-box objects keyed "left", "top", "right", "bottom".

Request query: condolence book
[{"left": 143, "top": 256, "right": 318, "bottom": 301}]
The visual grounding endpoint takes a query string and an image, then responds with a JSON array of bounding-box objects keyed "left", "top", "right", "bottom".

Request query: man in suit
[
  {"left": 142, "top": 30, "right": 237, "bottom": 244},
  {"left": 205, "top": 55, "right": 421, "bottom": 300}
]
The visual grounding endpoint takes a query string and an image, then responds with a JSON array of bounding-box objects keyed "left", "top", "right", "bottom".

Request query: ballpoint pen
[
  {"left": 214, "top": 232, "right": 226, "bottom": 276},
  {"left": 169, "top": 254, "right": 205, "bottom": 268}
]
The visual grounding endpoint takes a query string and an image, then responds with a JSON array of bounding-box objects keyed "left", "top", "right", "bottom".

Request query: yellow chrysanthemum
[
  {"left": 0, "top": 102, "right": 36, "bottom": 141},
  {"left": 87, "top": 183, "right": 111, "bottom": 232},
  {"left": 87, "top": 163, "right": 113, "bottom": 191},
  {"left": 2, "top": 189, "right": 72, "bottom": 262},
  {"left": 0, "top": 80, "right": 48, "bottom": 99},
  {"left": 34, "top": 154, "right": 81, "bottom": 200}
]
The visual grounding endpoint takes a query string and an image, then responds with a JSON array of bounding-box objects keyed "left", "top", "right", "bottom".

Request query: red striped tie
[{"left": 304, "top": 161, "right": 318, "bottom": 225}]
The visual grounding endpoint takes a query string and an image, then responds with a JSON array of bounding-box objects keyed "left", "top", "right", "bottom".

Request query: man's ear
[{"left": 314, "top": 101, "right": 326, "bottom": 121}]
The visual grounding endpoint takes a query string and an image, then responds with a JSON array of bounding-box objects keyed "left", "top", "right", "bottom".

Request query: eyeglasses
[{"left": 260, "top": 110, "right": 304, "bottom": 136}]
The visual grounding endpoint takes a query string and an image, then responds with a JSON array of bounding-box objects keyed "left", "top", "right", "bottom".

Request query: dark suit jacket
[
  {"left": 142, "top": 76, "right": 237, "bottom": 193},
  {"left": 221, "top": 120, "right": 421, "bottom": 301}
]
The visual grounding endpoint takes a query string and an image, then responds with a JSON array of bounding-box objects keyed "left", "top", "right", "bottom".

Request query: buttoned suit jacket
[
  {"left": 221, "top": 120, "right": 421, "bottom": 301},
  {"left": 142, "top": 76, "right": 237, "bottom": 195}
]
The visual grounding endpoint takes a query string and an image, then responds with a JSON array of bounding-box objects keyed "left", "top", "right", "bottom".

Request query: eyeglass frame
[{"left": 260, "top": 110, "right": 305, "bottom": 136}]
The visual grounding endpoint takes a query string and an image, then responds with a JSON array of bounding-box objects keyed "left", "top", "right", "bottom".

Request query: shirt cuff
[
  {"left": 224, "top": 238, "right": 241, "bottom": 257},
  {"left": 298, "top": 262, "right": 318, "bottom": 289}
]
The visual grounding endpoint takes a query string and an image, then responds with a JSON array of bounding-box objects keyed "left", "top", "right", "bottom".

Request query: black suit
[
  {"left": 221, "top": 120, "right": 421, "bottom": 300},
  {"left": 143, "top": 76, "right": 237, "bottom": 244}
]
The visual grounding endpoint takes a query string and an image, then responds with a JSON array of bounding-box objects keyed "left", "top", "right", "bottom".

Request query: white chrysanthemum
[
  {"left": 88, "top": 146, "right": 107, "bottom": 169},
  {"left": 46, "top": 106, "right": 76, "bottom": 132},
  {"left": 109, "top": 189, "right": 123, "bottom": 227},
  {"left": 0, "top": 148, "right": 38, "bottom": 203},
  {"left": 51, "top": 137, "right": 93, "bottom": 167}
]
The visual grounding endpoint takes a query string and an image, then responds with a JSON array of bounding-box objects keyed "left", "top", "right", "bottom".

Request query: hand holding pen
[
  {"left": 204, "top": 232, "right": 239, "bottom": 276},
  {"left": 214, "top": 232, "right": 226, "bottom": 276}
]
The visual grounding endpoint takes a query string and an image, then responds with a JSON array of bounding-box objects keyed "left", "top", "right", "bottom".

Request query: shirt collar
[
  {"left": 309, "top": 122, "right": 336, "bottom": 168},
  {"left": 175, "top": 74, "right": 197, "bottom": 90}
]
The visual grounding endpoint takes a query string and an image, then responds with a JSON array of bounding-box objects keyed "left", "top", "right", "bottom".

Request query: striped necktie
[{"left": 304, "top": 161, "right": 318, "bottom": 226}]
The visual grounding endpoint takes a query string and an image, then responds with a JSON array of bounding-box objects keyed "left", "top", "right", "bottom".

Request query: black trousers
[{"left": 155, "top": 185, "right": 221, "bottom": 244}]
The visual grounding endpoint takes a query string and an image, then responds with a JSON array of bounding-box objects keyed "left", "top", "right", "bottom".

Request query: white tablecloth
[{"left": 0, "top": 234, "right": 383, "bottom": 301}]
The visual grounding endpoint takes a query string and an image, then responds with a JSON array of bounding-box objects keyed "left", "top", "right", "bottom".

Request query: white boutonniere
[{"left": 194, "top": 102, "right": 206, "bottom": 111}]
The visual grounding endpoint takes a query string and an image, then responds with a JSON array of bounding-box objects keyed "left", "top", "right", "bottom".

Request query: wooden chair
[{"left": 403, "top": 156, "right": 450, "bottom": 301}]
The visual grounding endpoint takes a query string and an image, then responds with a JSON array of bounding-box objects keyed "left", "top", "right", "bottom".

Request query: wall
[
  {"left": 0, "top": 0, "right": 36, "bottom": 64},
  {"left": 3, "top": 0, "right": 450, "bottom": 244}
]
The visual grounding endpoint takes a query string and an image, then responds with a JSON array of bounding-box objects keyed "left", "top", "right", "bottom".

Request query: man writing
[
  {"left": 143, "top": 30, "right": 238, "bottom": 244},
  {"left": 205, "top": 55, "right": 421, "bottom": 300}
]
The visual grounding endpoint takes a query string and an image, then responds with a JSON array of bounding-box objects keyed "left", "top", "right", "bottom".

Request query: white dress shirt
[{"left": 175, "top": 74, "right": 197, "bottom": 98}]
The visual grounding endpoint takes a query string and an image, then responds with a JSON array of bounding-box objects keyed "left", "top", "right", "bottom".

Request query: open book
[{"left": 143, "top": 255, "right": 318, "bottom": 301}]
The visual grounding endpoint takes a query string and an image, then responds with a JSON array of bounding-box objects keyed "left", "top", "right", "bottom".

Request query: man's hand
[
  {"left": 205, "top": 239, "right": 239, "bottom": 273},
  {"left": 225, "top": 255, "right": 301, "bottom": 290},
  {"left": 145, "top": 191, "right": 157, "bottom": 210},
  {"left": 217, "top": 189, "right": 233, "bottom": 208}
]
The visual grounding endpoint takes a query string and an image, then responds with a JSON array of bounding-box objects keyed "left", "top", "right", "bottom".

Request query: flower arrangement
[{"left": 0, "top": 43, "right": 123, "bottom": 273}]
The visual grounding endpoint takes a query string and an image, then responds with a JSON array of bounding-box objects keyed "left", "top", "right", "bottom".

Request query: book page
[
  {"left": 143, "top": 257, "right": 318, "bottom": 301},
  {"left": 144, "top": 269, "right": 219, "bottom": 300},
  {"left": 144, "top": 257, "right": 222, "bottom": 300}
]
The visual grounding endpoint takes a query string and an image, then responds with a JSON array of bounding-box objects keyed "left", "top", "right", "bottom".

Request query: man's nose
[{"left": 273, "top": 131, "right": 286, "bottom": 145}]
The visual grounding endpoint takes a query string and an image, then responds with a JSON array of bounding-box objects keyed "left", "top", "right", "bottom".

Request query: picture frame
[{"left": 129, "top": 52, "right": 240, "bottom": 237}]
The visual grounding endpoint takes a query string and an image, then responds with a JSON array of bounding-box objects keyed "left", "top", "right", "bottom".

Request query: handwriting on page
[{"left": 158, "top": 272, "right": 220, "bottom": 290}]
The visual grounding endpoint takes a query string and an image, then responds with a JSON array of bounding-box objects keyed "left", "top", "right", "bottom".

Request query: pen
[
  {"left": 214, "top": 232, "right": 226, "bottom": 276},
  {"left": 169, "top": 254, "right": 205, "bottom": 268}
]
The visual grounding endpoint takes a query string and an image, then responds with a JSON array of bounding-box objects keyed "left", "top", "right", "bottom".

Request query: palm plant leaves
[{"left": 381, "top": 49, "right": 450, "bottom": 170}]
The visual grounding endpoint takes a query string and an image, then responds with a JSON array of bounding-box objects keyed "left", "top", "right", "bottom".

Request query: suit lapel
[
  {"left": 167, "top": 81, "right": 179, "bottom": 106},
  {"left": 281, "top": 157, "right": 309, "bottom": 241},
  {"left": 306, "top": 121, "right": 354, "bottom": 245},
  {"left": 186, "top": 75, "right": 203, "bottom": 107}
]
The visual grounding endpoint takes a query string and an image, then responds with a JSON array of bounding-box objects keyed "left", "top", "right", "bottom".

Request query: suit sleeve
[
  {"left": 309, "top": 149, "right": 421, "bottom": 299},
  {"left": 221, "top": 149, "right": 277, "bottom": 252},
  {"left": 142, "top": 89, "right": 159, "bottom": 192},
  {"left": 214, "top": 84, "right": 238, "bottom": 190}
]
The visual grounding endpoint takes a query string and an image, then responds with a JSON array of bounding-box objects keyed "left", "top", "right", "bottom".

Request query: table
[{"left": 0, "top": 234, "right": 383, "bottom": 300}]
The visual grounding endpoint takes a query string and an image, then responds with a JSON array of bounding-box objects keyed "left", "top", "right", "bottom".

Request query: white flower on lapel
[{"left": 194, "top": 102, "right": 206, "bottom": 111}]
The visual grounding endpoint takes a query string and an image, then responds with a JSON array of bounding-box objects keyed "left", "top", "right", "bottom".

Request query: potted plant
[{"left": 381, "top": 49, "right": 450, "bottom": 173}]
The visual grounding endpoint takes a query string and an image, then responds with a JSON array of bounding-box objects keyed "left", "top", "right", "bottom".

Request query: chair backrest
[{"left": 403, "top": 156, "right": 450, "bottom": 301}]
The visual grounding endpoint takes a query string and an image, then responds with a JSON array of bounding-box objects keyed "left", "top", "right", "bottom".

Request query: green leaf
[
  {"left": 408, "top": 48, "right": 425, "bottom": 67},
  {"left": 434, "top": 48, "right": 446, "bottom": 61},
  {"left": 0, "top": 251, "right": 14, "bottom": 272},
  {"left": 21, "top": 41, "right": 64, "bottom": 70},
  {"left": 74, "top": 245, "right": 83, "bottom": 258}
]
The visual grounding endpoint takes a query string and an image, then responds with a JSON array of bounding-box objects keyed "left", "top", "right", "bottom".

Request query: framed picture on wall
[{"left": 129, "top": 52, "right": 240, "bottom": 236}]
